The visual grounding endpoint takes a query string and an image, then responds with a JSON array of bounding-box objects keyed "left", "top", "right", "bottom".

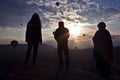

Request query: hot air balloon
[
  {"left": 10, "top": 40, "right": 18, "bottom": 48},
  {"left": 113, "top": 36, "right": 115, "bottom": 39},
  {"left": 56, "top": 2, "right": 60, "bottom": 6},
  {"left": 83, "top": 34, "right": 86, "bottom": 37},
  {"left": 20, "top": 23, "right": 23, "bottom": 26}
]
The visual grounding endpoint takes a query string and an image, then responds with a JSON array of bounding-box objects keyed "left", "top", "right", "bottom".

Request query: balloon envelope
[
  {"left": 56, "top": 2, "right": 60, "bottom": 6},
  {"left": 83, "top": 34, "right": 86, "bottom": 36},
  {"left": 21, "top": 23, "right": 23, "bottom": 26},
  {"left": 10, "top": 40, "right": 18, "bottom": 48}
]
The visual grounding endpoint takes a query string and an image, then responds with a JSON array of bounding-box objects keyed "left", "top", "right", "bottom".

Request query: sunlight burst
[{"left": 65, "top": 22, "right": 84, "bottom": 37}]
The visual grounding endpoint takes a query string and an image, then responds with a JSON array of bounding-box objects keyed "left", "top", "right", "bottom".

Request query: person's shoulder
[
  {"left": 64, "top": 27, "right": 68, "bottom": 29},
  {"left": 54, "top": 28, "right": 60, "bottom": 33},
  {"left": 104, "top": 29, "right": 110, "bottom": 33},
  {"left": 64, "top": 27, "right": 69, "bottom": 31},
  {"left": 105, "top": 29, "right": 109, "bottom": 32},
  {"left": 95, "top": 30, "right": 99, "bottom": 33},
  {"left": 28, "top": 20, "right": 32, "bottom": 23},
  {"left": 55, "top": 28, "right": 59, "bottom": 31},
  {"left": 27, "top": 21, "right": 32, "bottom": 25}
]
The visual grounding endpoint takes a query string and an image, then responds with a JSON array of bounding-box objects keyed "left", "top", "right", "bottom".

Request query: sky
[{"left": 0, "top": 0, "right": 120, "bottom": 48}]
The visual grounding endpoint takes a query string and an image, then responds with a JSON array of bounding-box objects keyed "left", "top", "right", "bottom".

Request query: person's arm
[
  {"left": 39, "top": 30, "right": 42, "bottom": 45},
  {"left": 65, "top": 28, "right": 69, "bottom": 40},
  {"left": 53, "top": 29, "right": 58, "bottom": 41},
  {"left": 25, "top": 23, "right": 30, "bottom": 42},
  {"left": 40, "top": 21, "right": 42, "bottom": 44},
  {"left": 106, "top": 30, "right": 113, "bottom": 50},
  {"left": 93, "top": 31, "right": 97, "bottom": 60},
  {"left": 92, "top": 31, "right": 98, "bottom": 45}
]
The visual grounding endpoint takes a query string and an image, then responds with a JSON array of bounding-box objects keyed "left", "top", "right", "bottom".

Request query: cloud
[
  {"left": 0, "top": 0, "right": 35, "bottom": 28},
  {"left": 0, "top": 0, "right": 120, "bottom": 31},
  {"left": 0, "top": 0, "right": 120, "bottom": 47},
  {"left": 0, "top": 27, "right": 25, "bottom": 43}
]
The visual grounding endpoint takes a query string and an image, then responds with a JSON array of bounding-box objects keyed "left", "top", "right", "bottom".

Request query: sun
[
  {"left": 65, "top": 23, "right": 83, "bottom": 37},
  {"left": 69, "top": 26, "right": 81, "bottom": 37}
]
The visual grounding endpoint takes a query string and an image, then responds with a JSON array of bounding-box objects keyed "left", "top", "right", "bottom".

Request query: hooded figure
[
  {"left": 25, "top": 13, "right": 42, "bottom": 64},
  {"left": 93, "top": 22, "right": 113, "bottom": 76}
]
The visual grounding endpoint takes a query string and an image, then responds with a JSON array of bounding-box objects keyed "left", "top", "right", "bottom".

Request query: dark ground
[{"left": 0, "top": 44, "right": 120, "bottom": 80}]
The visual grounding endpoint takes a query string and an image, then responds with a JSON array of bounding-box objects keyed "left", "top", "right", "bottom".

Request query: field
[{"left": 0, "top": 44, "right": 120, "bottom": 80}]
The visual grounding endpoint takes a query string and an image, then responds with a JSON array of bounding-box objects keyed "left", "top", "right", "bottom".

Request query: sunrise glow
[{"left": 65, "top": 22, "right": 85, "bottom": 37}]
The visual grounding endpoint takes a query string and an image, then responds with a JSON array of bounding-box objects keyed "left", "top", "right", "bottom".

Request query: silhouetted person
[
  {"left": 53, "top": 21, "right": 70, "bottom": 68},
  {"left": 93, "top": 22, "right": 113, "bottom": 77},
  {"left": 25, "top": 13, "right": 42, "bottom": 65}
]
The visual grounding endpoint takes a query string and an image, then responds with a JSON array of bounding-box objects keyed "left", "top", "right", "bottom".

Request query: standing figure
[
  {"left": 53, "top": 21, "right": 70, "bottom": 68},
  {"left": 93, "top": 22, "right": 113, "bottom": 77},
  {"left": 25, "top": 13, "right": 42, "bottom": 65}
]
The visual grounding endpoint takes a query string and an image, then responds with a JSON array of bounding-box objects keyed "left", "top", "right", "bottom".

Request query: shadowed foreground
[{"left": 0, "top": 44, "right": 120, "bottom": 80}]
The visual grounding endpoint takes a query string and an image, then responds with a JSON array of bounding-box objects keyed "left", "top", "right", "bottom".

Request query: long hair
[{"left": 30, "top": 13, "right": 42, "bottom": 27}]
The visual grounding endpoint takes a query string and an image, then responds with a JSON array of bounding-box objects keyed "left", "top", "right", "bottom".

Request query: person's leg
[
  {"left": 63, "top": 44, "right": 69, "bottom": 68},
  {"left": 97, "top": 57, "right": 110, "bottom": 77},
  {"left": 98, "top": 60, "right": 112, "bottom": 80},
  {"left": 102, "top": 60, "right": 111, "bottom": 76},
  {"left": 25, "top": 42, "right": 33, "bottom": 64},
  {"left": 32, "top": 42, "right": 39, "bottom": 64},
  {"left": 58, "top": 45, "right": 63, "bottom": 68}
]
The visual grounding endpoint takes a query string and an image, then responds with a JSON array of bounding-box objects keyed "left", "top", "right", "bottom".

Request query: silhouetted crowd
[{"left": 24, "top": 13, "right": 113, "bottom": 78}]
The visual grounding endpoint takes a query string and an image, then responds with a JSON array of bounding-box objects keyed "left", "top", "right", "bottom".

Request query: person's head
[
  {"left": 59, "top": 21, "right": 64, "bottom": 28},
  {"left": 97, "top": 22, "right": 106, "bottom": 30},
  {"left": 31, "top": 13, "right": 40, "bottom": 23}
]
